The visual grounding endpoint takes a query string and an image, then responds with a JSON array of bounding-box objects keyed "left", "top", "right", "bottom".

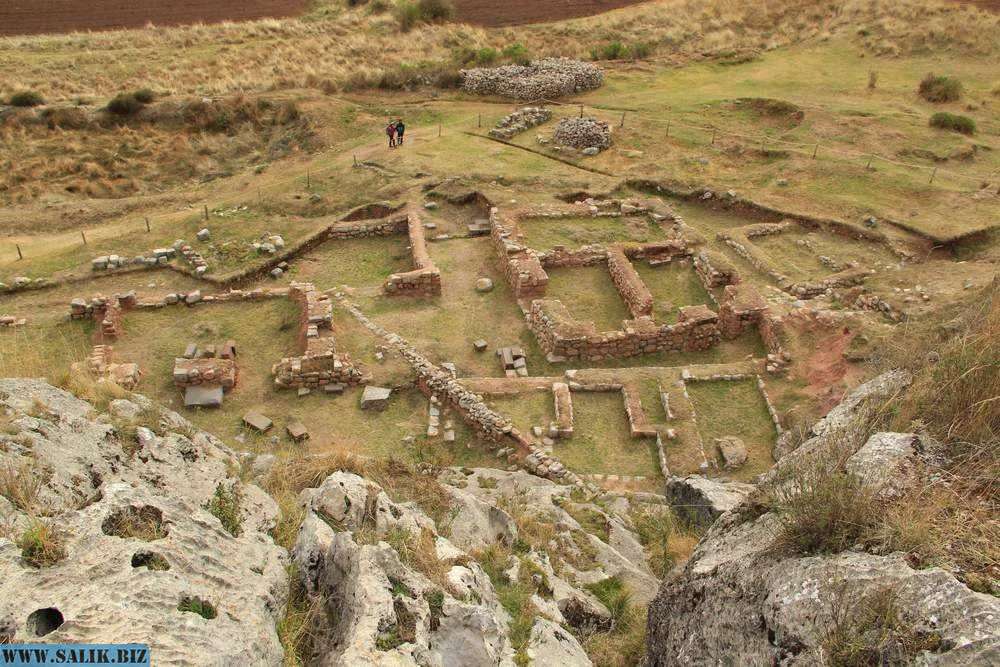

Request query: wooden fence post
[
  {"left": 145, "top": 217, "right": 151, "bottom": 233},
  {"left": 16, "top": 244, "right": 23, "bottom": 260}
]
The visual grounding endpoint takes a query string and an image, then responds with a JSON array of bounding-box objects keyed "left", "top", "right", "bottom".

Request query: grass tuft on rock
[
  {"left": 18, "top": 520, "right": 67, "bottom": 568},
  {"left": 205, "top": 483, "right": 243, "bottom": 537}
]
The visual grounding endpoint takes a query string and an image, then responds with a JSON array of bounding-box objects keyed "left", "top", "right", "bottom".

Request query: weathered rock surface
[
  {"left": 665, "top": 474, "right": 755, "bottom": 527},
  {"left": 0, "top": 379, "right": 286, "bottom": 664},
  {"left": 292, "top": 466, "right": 659, "bottom": 665},
  {"left": 646, "top": 370, "right": 1000, "bottom": 666}
]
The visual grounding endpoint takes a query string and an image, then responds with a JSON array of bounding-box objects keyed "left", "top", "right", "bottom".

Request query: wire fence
[{"left": 411, "top": 96, "right": 997, "bottom": 193}]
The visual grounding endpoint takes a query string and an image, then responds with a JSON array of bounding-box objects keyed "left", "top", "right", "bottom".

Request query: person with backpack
[
  {"left": 395, "top": 118, "right": 406, "bottom": 146},
  {"left": 386, "top": 121, "right": 397, "bottom": 149}
]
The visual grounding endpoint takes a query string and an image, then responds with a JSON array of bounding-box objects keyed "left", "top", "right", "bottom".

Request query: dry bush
[
  {"left": 822, "top": 586, "right": 942, "bottom": 665},
  {"left": 17, "top": 519, "right": 66, "bottom": 567},
  {"left": 0, "top": 461, "right": 43, "bottom": 513},
  {"left": 918, "top": 73, "right": 963, "bottom": 103}
]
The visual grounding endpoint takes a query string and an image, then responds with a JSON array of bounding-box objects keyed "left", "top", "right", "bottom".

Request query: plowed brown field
[
  {"left": 0, "top": 0, "right": 651, "bottom": 37},
  {"left": 0, "top": 0, "right": 307, "bottom": 36}
]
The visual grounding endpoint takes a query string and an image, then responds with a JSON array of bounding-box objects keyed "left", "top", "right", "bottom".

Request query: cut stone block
[
  {"left": 220, "top": 340, "right": 237, "bottom": 359},
  {"left": 473, "top": 339, "right": 488, "bottom": 352},
  {"left": 243, "top": 411, "right": 273, "bottom": 433},
  {"left": 184, "top": 385, "right": 223, "bottom": 409},
  {"left": 324, "top": 383, "right": 346, "bottom": 395},
  {"left": 286, "top": 422, "right": 310, "bottom": 443},
  {"left": 297, "top": 388, "right": 311, "bottom": 398},
  {"left": 360, "top": 386, "right": 392, "bottom": 411},
  {"left": 715, "top": 436, "right": 748, "bottom": 469}
]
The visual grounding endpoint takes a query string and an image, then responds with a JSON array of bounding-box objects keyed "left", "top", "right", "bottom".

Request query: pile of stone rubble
[
  {"left": 553, "top": 117, "right": 612, "bottom": 153},
  {"left": 462, "top": 59, "right": 604, "bottom": 100},
  {"left": 489, "top": 107, "right": 553, "bottom": 140}
]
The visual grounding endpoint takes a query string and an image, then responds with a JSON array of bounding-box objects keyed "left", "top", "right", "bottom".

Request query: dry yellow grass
[{"left": 0, "top": 0, "right": 995, "bottom": 102}]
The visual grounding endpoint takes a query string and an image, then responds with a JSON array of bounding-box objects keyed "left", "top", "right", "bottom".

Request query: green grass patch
[
  {"left": 634, "top": 260, "right": 712, "bottom": 323},
  {"left": 545, "top": 265, "right": 630, "bottom": 332},
  {"left": 929, "top": 112, "right": 975, "bottom": 135},
  {"left": 558, "top": 392, "right": 660, "bottom": 478},
  {"left": 205, "top": 483, "right": 243, "bottom": 537},
  {"left": 686, "top": 379, "right": 776, "bottom": 481},
  {"left": 518, "top": 216, "right": 667, "bottom": 252}
]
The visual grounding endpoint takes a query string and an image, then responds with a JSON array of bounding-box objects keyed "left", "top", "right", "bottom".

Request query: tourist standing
[
  {"left": 395, "top": 118, "right": 406, "bottom": 146},
  {"left": 386, "top": 121, "right": 397, "bottom": 149}
]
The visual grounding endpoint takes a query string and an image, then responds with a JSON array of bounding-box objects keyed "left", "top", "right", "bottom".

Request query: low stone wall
[
  {"left": 272, "top": 337, "right": 366, "bottom": 390},
  {"left": 552, "top": 382, "right": 574, "bottom": 437},
  {"left": 489, "top": 107, "right": 552, "bottom": 140},
  {"left": 538, "top": 245, "right": 607, "bottom": 269},
  {"left": 173, "top": 358, "right": 237, "bottom": 389},
  {"left": 81, "top": 344, "right": 141, "bottom": 390},
  {"left": 693, "top": 250, "right": 740, "bottom": 288},
  {"left": 337, "top": 296, "right": 587, "bottom": 488},
  {"left": 384, "top": 211, "right": 442, "bottom": 297},
  {"left": 621, "top": 384, "right": 657, "bottom": 438},
  {"left": 70, "top": 293, "right": 135, "bottom": 341},
  {"left": 528, "top": 300, "right": 721, "bottom": 361},
  {"left": 272, "top": 282, "right": 366, "bottom": 390},
  {"left": 607, "top": 247, "right": 653, "bottom": 319}
]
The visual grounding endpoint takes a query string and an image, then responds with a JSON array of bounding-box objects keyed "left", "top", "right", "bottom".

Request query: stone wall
[
  {"left": 490, "top": 207, "right": 549, "bottom": 297},
  {"left": 337, "top": 296, "right": 588, "bottom": 488},
  {"left": 383, "top": 211, "right": 442, "bottom": 297},
  {"left": 271, "top": 282, "right": 367, "bottom": 390},
  {"left": 717, "top": 284, "right": 768, "bottom": 339},
  {"left": 607, "top": 247, "right": 653, "bottom": 319},
  {"left": 172, "top": 358, "right": 237, "bottom": 389},
  {"left": 461, "top": 58, "right": 603, "bottom": 99},
  {"left": 82, "top": 344, "right": 141, "bottom": 389},
  {"left": 528, "top": 300, "right": 721, "bottom": 361},
  {"left": 693, "top": 250, "right": 740, "bottom": 288}
]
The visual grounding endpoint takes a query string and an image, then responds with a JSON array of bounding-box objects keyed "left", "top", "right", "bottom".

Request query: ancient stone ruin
[
  {"left": 553, "top": 116, "right": 612, "bottom": 153},
  {"left": 461, "top": 58, "right": 604, "bottom": 99},
  {"left": 489, "top": 106, "right": 553, "bottom": 140},
  {"left": 271, "top": 283, "right": 368, "bottom": 391}
]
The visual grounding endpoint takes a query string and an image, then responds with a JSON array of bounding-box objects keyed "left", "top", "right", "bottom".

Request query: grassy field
[
  {"left": 517, "top": 215, "right": 668, "bottom": 251},
  {"left": 558, "top": 391, "right": 660, "bottom": 478},
  {"left": 634, "top": 259, "right": 713, "bottom": 323},
  {"left": 545, "top": 264, "right": 631, "bottom": 331},
  {"left": 686, "top": 379, "right": 777, "bottom": 481}
]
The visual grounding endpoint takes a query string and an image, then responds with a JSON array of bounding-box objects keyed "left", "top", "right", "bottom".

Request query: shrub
[
  {"left": 502, "top": 43, "right": 531, "bottom": 65},
  {"left": 474, "top": 47, "right": 499, "bottom": 66},
  {"left": 8, "top": 90, "right": 45, "bottom": 107},
  {"left": 418, "top": 0, "right": 453, "bottom": 21},
  {"left": 18, "top": 521, "right": 66, "bottom": 568},
  {"left": 132, "top": 88, "right": 155, "bottom": 104},
  {"left": 205, "top": 483, "right": 243, "bottom": 537},
  {"left": 394, "top": 1, "right": 420, "bottom": 32},
  {"left": 107, "top": 92, "right": 146, "bottom": 116},
  {"left": 629, "top": 42, "right": 653, "bottom": 59},
  {"left": 822, "top": 587, "right": 942, "bottom": 665},
  {"left": 918, "top": 73, "right": 963, "bottom": 103},
  {"left": 929, "top": 112, "right": 976, "bottom": 135},
  {"left": 177, "top": 596, "right": 217, "bottom": 619},
  {"left": 591, "top": 41, "right": 630, "bottom": 61},
  {"left": 770, "top": 469, "right": 879, "bottom": 555}
]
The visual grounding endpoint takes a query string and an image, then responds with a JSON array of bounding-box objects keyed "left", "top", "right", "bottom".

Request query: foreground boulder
[
  {"left": 0, "top": 379, "right": 286, "bottom": 663},
  {"left": 646, "top": 371, "right": 1000, "bottom": 665}
]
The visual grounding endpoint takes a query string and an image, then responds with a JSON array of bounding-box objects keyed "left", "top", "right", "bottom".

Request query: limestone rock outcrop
[
  {"left": 0, "top": 379, "right": 287, "bottom": 664},
  {"left": 646, "top": 370, "right": 1000, "bottom": 665}
]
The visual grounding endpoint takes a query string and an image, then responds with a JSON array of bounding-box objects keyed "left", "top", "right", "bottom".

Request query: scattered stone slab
[
  {"left": 286, "top": 422, "right": 310, "bottom": 443},
  {"left": 360, "top": 386, "right": 392, "bottom": 411},
  {"left": 243, "top": 411, "right": 273, "bottom": 433},
  {"left": 184, "top": 384, "right": 224, "bottom": 409},
  {"left": 475, "top": 278, "right": 494, "bottom": 293},
  {"left": 324, "top": 383, "right": 346, "bottom": 395},
  {"left": 473, "top": 339, "right": 489, "bottom": 352}
]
